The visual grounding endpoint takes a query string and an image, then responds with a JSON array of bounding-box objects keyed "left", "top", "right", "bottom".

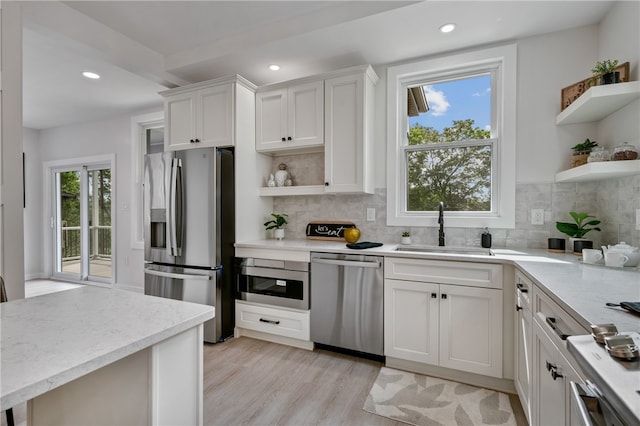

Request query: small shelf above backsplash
[
  {"left": 556, "top": 81, "right": 640, "bottom": 125},
  {"left": 259, "top": 185, "right": 325, "bottom": 196},
  {"left": 555, "top": 160, "right": 640, "bottom": 182}
]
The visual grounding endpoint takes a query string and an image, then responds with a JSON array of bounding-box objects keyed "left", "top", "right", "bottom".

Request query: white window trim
[
  {"left": 43, "top": 154, "right": 116, "bottom": 285},
  {"left": 130, "top": 111, "right": 163, "bottom": 250},
  {"left": 386, "top": 43, "right": 517, "bottom": 229}
]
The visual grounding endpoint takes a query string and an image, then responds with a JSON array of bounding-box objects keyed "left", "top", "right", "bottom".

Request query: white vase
[
  {"left": 274, "top": 228, "right": 285, "bottom": 240},
  {"left": 401, "top": 236, "right": 411, "bottom": 245}
]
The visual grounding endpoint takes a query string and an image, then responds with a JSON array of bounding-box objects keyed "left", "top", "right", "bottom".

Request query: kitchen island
[{"left": 0, "top": 286, "right": 214, "bottom": 425}]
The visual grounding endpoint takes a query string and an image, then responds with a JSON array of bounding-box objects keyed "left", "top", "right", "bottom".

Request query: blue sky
[{"left": 409, "top": 74, "right": 491, "bottom": 133}]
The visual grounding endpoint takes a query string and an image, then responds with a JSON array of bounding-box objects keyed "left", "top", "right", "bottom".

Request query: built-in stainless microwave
[{"left": 236, "top": 258, "right": 309, "bottom": 310}]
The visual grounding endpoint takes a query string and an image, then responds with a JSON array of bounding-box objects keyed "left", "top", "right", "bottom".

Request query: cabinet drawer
[
  {"left": 515, "top": 269, "right": 533, "bottom": 311},
  {"left": 533, "top": 287, "right": 588, "bottom": 357},
  {"left": 235, "top": 301, "right": 310, "bottom": 341},
  {"left": 385, "top": 257, "right": 503, "bottom": 289}
]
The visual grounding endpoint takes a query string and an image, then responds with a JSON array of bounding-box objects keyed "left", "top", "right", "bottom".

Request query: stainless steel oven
[
  {"left": 568, "top": 332, "right": 639, "bottom": 426},
  {"left": 236, "top": 258, "right": 309, "bottom": 310}
]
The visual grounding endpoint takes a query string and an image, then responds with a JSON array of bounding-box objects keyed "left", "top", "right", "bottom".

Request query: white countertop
[
  {"left": 0, "top": 286, "right": 214, "bottom": 410},
  {"left": 236, "top": 239, "right": 640, "bottom": 332}
]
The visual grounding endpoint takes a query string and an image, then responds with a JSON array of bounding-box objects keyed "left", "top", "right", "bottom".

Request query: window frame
[
  {"left": 130, "top": 111, "right": 163, "bottom": 250},
  {"left": 386, "top": 44, "right": 517, "bottom": 228}
]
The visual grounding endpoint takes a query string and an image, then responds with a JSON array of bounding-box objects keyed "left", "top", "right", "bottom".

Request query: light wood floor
[
  {"left": 3, "top": 337, "right": 526, "bottom": 426},
  {"left": 203, "top": 337, "right": 403, "bottom": 426}
]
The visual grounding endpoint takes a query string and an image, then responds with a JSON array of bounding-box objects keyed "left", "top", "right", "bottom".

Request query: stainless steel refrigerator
[{"left": 143, "top": 147, "right": 235, "bottom": 343}]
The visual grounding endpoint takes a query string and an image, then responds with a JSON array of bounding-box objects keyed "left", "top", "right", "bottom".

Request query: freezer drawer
[{"left": 144, "top": 264, "right": 220, "bottom": 343}]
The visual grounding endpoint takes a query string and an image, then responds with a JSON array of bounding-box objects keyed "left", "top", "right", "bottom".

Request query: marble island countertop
[
  {"left": 0, "top": 286, "right": 214, "bottom": 410},
  {"left": 236, "top": 239, "right": 640, "bottom": 333}
]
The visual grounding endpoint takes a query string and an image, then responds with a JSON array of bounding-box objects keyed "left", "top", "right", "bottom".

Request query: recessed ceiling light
[
  {"left": 440, "top": 23, "right": 456, "bottom": 33},
  {"left": 82, "top": 71, "right": 100, "bottom": 79},
  {"left": 269, "top": 64, "right": 280, "bottom": 71}
]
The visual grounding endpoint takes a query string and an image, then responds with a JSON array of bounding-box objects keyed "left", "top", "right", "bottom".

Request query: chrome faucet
[{"left": 438, "top": 201, "right": 445, "bottom": 246}]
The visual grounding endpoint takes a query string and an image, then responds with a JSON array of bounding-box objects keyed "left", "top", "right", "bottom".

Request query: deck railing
[{"left": 61, "top": 226, "right": 111, "bottom": 260}]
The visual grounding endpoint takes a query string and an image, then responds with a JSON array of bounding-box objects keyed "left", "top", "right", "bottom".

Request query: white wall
[
  {"left": 1, "top": 1, "right": 26, "bottom": 300},
  {"left": 597, "top": 0, "right": 639, "bottom": 149},
  {"left": 26, "top": 108, "right": 162, "bottom": 291},
  {"left": 23, "top": 127, "right": 43, "bottom": 279}
]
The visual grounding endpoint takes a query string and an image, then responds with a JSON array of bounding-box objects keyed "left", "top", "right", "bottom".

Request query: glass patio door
[{"left": 53, "top": 163, "right": 113, "bottom": 283}]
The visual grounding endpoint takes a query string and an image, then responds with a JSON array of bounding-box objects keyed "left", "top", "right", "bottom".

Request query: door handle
[
  {"left": 144, "top": 269, "right": 211, "bottom": 281},
  {"left": 311, "top": 258, "right": 381, "bottom": 268}
]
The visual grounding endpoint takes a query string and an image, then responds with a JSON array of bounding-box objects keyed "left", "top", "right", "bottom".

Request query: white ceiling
[{"left": 21, "top": 1, "right": 616, "bottom": 130}]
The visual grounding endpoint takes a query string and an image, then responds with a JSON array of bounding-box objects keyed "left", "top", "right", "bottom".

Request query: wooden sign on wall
[{"left": 561, "top": 62, "right": 630, "bottom": 111}]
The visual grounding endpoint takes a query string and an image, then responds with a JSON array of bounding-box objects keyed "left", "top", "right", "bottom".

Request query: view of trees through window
[
  {"left": 406, "top": 73, "right": 493, "bottom": 212},
  {"left": 58, "top": 168, "right": 112, "bottom": 278}
]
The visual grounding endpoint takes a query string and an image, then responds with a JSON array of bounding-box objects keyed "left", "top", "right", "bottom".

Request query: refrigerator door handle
[
  {"left": 144, "top": 268, "right": 212, "bottom": 281},
  {"left": 169, "top": 158, "right": 183, "bottom": 257}
]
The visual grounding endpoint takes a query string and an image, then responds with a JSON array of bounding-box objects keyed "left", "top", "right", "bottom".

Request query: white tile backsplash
[{"left": 273, "top": 174, "right": 640, "bottom": 249}]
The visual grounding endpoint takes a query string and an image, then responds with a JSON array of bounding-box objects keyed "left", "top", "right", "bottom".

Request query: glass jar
[
  {"left": 587, "top": 146, "right": 610, "bottom": 162},
  {"left": 611, "top": 142, "right": 639, "bottom": 161}
]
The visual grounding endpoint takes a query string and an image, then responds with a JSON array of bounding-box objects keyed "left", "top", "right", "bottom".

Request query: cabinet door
[
  {"left": 288, "top": 81, "right": 324, "bottom": 147},
  {"left": 532, "top": 318, "right": 583, "bottom": 426},
  {"left": 324, "top": 73, "right": 368, "bottom": 193},
  {"left": 255, "top": 88, "right": 287, "bottom": 151},
  {"left": 514, "top": 301, "right": 532, "bottom": 423},
  {"left": 197, "top": 83, "right": 233, "bottom": 148},
  {"left": 384, "top": 279, "right": 439, "bottom": 364},
  {"left": 165, "top": 92, "right": 197, "bottom": 151},
  {"left": 439, "top": 284, "right": 503, "bottom": 377}
]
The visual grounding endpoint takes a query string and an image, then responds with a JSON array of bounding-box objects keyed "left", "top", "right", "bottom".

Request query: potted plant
[
  {"left": 591, "top": 59, "right": 620, "bottom": 85},
  {"left": 556, "top": 212, "right": 601, "bottom": 254},
  {"left": 570, "top": 138, "right": 598, "bottom": 168},
  {"left": 401, "top": 231, "right": 411, "bottom": 245},
  {"left": 264, "top": 213, "right": 288, "bottom": 240}
]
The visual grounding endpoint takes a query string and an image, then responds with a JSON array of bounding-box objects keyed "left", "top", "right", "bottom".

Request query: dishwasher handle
[{"left": 311, "top": 258, "right": 381, "bottom": 269}]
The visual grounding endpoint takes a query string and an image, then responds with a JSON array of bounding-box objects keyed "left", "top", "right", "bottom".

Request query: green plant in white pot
[
  {"left": 556, "top": 212, "right": 601, "bottom": 254},
  {"left": 264, "top": 213, "right": 288, "bottom": 240}
]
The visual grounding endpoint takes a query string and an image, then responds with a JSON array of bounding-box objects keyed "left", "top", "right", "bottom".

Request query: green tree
[
  {"left": 60, "top": 171, "right": 80, "bottom": 226},
  {"left": 407, "top": 119, "right": 491, "bottom": 211}
]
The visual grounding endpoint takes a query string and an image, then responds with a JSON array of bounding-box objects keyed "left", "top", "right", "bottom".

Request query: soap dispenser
[{"left": 481, "top": 227, "right": 492, "bottom": 248}]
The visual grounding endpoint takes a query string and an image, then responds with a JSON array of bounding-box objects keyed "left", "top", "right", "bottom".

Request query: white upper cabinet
[
  {"left": 162, "top": 79, "right": 237, "bottom": 151},
  {"left": 256, "top": 80, "right": 324, "bottom": 152},
  {"left": 324, "top": 68, "right": 377, "bottom": 194}
]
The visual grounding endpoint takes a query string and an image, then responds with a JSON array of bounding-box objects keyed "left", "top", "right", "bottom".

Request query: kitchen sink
[{"left": 395, "top": 245, "right": 494, "bottom": 256}]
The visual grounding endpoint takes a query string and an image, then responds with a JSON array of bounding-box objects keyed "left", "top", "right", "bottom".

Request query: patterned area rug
[{"left": 363, "top": 367, "right": 517, "bottom": 426}]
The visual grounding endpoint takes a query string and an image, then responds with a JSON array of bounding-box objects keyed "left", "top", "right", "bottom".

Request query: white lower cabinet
[
  {"left": 530, "top": 284, "right": 587, "bottom": 426},
  {"left": 234, "top": 300, "right": 313, "bottom": 350},
  {"left": 532, "top": 318, "right": 583, "bottom": 426},
  {"left": 514, "top": 271, "right": 533, "bottom": 424},
  {"left": 384, "top": 258, "right": 504, "bottom": 379}
]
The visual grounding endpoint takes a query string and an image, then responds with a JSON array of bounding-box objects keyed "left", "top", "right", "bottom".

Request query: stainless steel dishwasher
[{"left": 310, "top": 252, "right": 384, "bottom": 356}]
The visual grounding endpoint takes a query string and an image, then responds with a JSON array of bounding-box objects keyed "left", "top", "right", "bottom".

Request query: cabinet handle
[
  {"left": 190, "top": 139, "right": 195, "bottom": 143},
  {"left": 546, "top": 361, "right": 557, "bottom": 372},
  {"left": 545, "top": 316, "right": 571, "bottom": 340},
  {"left": 287, "top": 136, "right": 292, "bottom": 141},
  {"left": 195, "top": 138, "right": 200, "bottom": 143},
  {"left": 551, "top": 370, "right": 564, "bottom": 381},
  {"left": 259, "top": 318, "right": 280, "bottom": 325},
  {"left": 516, "top": 305, "right": 523, "bottom": 311},
  {"left": 441, "top": 294, "right": 447, "bottom": 300},
  {"left": 431, "top": 293, "right": 437, "bottom": 298},
  {"left": 516, "top": 283, "right": 528, "bottom": 293},
  {"left": 281, "top": 137, "right": 286, "bottom": 142},
  {"left": 325, "top": 182, "right": 329, "bottom": 186}
]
